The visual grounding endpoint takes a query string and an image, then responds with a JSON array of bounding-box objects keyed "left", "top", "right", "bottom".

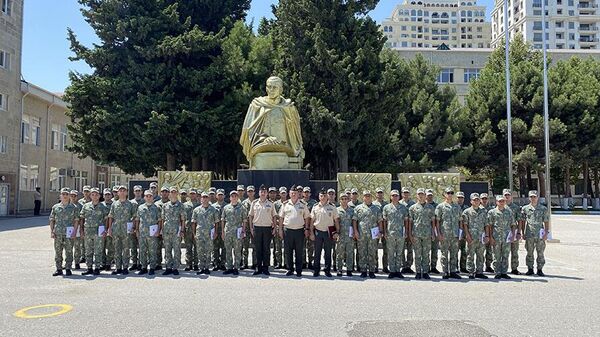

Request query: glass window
[
  {"left": 438, "top": 68, "right": 454, "bottom": 83},
  {"left": 20, "top": 164, "right": 39, "bottom": 191},
  {"left": 1, "top": 0, "right": 12, "bottom": 16},
  {"left": 0, "top": 92, "right": 6, "bottom": 110},
  {"left": 0, "top": 135, "right": 6, "bottom": 154},
  {"left": 464, "top": 68, "right": 481, "bottom": 82},
  {"left": 21, "top": 115, "right": 30, "bottom": 144},
  {"left": 0, "top": 50, "right": 9, "bottom": 69}
]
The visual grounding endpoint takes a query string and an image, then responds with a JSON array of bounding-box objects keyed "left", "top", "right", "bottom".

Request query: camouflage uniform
[
  {"left": 80, "top": 202, "right": 109, "bottom": 269},
  {"left": 507, "top": 201, "right": 522, "bottom": 271},
  {"left": 382, "top": 202, "right": 408, "bottom": 273},
  {"left": 129, "top": 197, "right": 144, "bottom": 268},
  {"left": 273, "top": 199, "right": 286, "bottom": 267},
  {"left": 409, "top": 202, "right": 435, "bottom": 273},
  {"left": 457, "top": 202, "right": 469, "bottom": 271},
  {"left": 77, "top": 198, "right": 90, "bottom": 262},
  {"left": 435, "top": 201, "right": 461, "bottom": 274},
  {"left": 154, "top": 198, "right": 169, "bottom": 267},
  {"left": 400, "top": 199, "right": 416, "bottom": 270},
  {"left": 101, "top": 200, "right": 114, "bottom": 267},
  {"left": 462, "top": 206, "right": 488, "bottom": 274},
  {"left": 336, "top": 206, "right": 355, "bottom": 272},
  {"left": 483, "top": 202, "right": 495, "bottom": 270},
  {"left": 108, "top": 199, "right": 137, "bottom": 270},
  {"left": 161, "top": 200, "right": 185, "bottom": 270},
  {"left": 222, "top": 203, "right": 248, "bottom": 270},
  {"left": 212, "top": 201, "right": 227, "bottom": 269},
  {"left": 192, "top": 204, "right": 220, "bottom": 270},
  {"left": 183, "top": 199, "right": 201, "bottom": 269},
  {"left": 374, "top": 199, "right": 389, "bottom": 271},
  {"left": 303, "top": 199, "right": 317, "bottom": 267},
  {"left": 488, "top": 207, "right": 516, "bottom": 276},
  {"left": 521, "top": 203, "right": 549, "bottom": 270},
  {"left": 72, "top": 201, "right": 84, "bottom": 265},
  {"left": 136, "top": 203, "right": 161, "bottom": 270},
  {"left": 428, "top": 200, "right": 440, "bottom": 270},
  {"left": 352, "top": 203, "right": 383, "bottom": 273},
  {"left": 241, "top": 198, "right": 256, "bottom": 267},
  {"left": 50, "top": 202, "right": 78, "bottom": 270}
]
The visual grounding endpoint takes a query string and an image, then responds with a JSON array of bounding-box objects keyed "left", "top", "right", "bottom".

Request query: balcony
[{"left": 580, "top": 37, "right": 599, "bottom": 43}]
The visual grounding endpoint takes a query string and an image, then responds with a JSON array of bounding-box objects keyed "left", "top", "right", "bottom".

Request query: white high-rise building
[
  {"left": 492, "top": 0, "right": 600, "bottom": 50},
  {"left": 381, "top": 0, "right": 492, "bottom": 49}
]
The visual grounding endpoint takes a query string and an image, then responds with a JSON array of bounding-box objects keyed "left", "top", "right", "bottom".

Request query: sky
[{"left": 22, "top": 0, "right": 494, "bottom": 94}]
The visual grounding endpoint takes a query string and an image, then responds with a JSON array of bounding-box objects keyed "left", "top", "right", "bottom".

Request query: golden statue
[{"left": 240, "top": 76, "right": 304, "bottom": 169}]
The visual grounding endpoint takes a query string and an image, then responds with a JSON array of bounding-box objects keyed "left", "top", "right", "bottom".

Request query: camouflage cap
[
  {"left": 60, "top": 187, "right": 70, "bottom": 194},
  {"left": 496, "top": 195, "right": 506, "bottom": 202},
  {"left": 112, "top": 186, "right": 119, "bottom": 191},
  {"left": 362, "top": 190, "right": 371, "bottom": 196},
  {"left": 149, "top": 182, "right": 158, "bottom": 188},
  {"left": 103, "top": 188, "right": 112, "bottom": 195},
  {"left": 82, "top": 185, "right": 91, "bottom": 192},
  {"left": 296, "top": 185, "right": 304, "bottom": 191},
  {"left": 209, "top": 187, "right": 216, "bottom": 193},
  {"left": 69, "top": 189, "right": 79, "bottom": 195},
  {"left": 189, "top": 189, "right": 198, "bottom": 194},
  {"left": 230, "top": 190, "right": 238, "bottom": 196},
  {"left": 303, "top": 186, "right": 311, "bottom": 192},
  {"left": 503, "top": 189, "right": 512, "bottom": 196},
  {"left": 402, "top": 187, "right": 410, "bottom": 193},
  {"left": 169, "top": 187, "right": 178, "bottom": 192},
  {"left": 268, "top": 187, "right": 277, "bottom": 192},
  {"left": 216, "top": 189, "right": 224, "bottom": 195},
  {"left": 444, "top": 187, "right": 454, "bottom": 193},
  {"left": 528, "top": 190, "right": 538, "bottom": 197},
  {"left": 390, "top": 189, "right": 400, "bottom": 196},
  {"left": 90, "top": 187, "right": 100, "bottom": 194},
  {"left": 133, "top": 185, "right": 143, "bottom": 191},
  {"left": 416, "top": 188, "right": 426, "bottom": 195},
  {"left": 480, "top": 193, "right": 489, "bottom": 199},
  {"left": 344, "top": 189, "right": 351, "bottom": 194},
  {"left": 180, "top": 189, "right": 187, "bottom": 194},
  {"left": 376, "top": 187, "right": 384, "bottom": 193},
  {"left": 118, "top": 185, "right": 128, "bottom": 191},
  {"left": 470, "top": 193, "right": 480, "bottom": 200},
  {"left": 279, "top": 187, "right": 287, "bottom": 193},
  {"left": 248, "top": 185, "right": 256, "bottom": 191},
  {"left": 144, "top": 190, "right": 153, "bottom": 196},
  {"left": 456, "top": 191, "right": 465, "bottom": 198},
  {"left": 160, "top": 186, "right": 169, "bottom": 192},
  {"left": 426, "top": 189, "right": 434, "bottom": 196},
  {"left": 327, "top": 188, "right": 336, "bottom": 194},
  {"left": 351, "top": 188, "right": 358, "bottom": 194},
  {"left": 237, "top": 185, "right": 245, "bottom": 191},
  {"left": 201, "top": 191, "right": 209, "bottom": 197}
]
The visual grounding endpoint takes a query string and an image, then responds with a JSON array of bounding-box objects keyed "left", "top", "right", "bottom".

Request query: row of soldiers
[{"left": 48, "top": 182, "right": 549, "bottom": 280}]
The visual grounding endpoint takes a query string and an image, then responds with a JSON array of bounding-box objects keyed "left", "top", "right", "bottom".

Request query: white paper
[
  {"left": 66, "top": 226, "right": 75, "bottom": 237},
  {"left": 402, "top": 226, "right": 406, "bottom": 238},
  {"left": 126, "top": 222, "right": 134, "bottom": 234},
  {"left": 370, "top": 227, "right": 380, "bottom": 240},
  {"left": 540, "top": 228, "right": 552, "bottom": 240},
  {"left": 432, "top": 227, "right": 438, "bottom": 239},
  {"left": 149, "top": 224, "right": 159, "bottom": 237},
  {"left": 210, "top": 228, "right": 215, "bottom": 240},
  {"left": 348, "top": 227, "right": 354, "bottom": 238},
  {"left": 506, "top": 230, "right": 514, "bottom": 243},
  {"left": 458, "top": 228, "right": 464, "bottom": 240},
  {"left": 237, "top": 227, "right": 243, "bottom": 239},
  {"left": 76, "top": 228, "right": 81, "bottom": 238},
  {"left": 98, "top": 225, "right": 106, "bottom": 236},
  {"left": 480, "top": 232, "right": 486, "bottom": 244}
]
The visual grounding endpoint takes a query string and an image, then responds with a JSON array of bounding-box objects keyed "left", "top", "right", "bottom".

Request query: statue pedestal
[
  {"left": 252, "top": 153, "right": 303, "bottom": 170},
  {"left": 237, "top": 169, "right": 310, "bottom": 190}
]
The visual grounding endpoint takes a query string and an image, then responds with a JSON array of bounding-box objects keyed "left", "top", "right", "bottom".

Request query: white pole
[
  {"left": 542, "top": 0, "right": 552, "bottom": 223},
  {"left": 504, "top": 0, "right": 514, "bottom": 192}
]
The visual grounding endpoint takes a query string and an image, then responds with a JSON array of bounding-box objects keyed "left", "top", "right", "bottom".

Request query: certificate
[
  {"left": 126, "top": 222, "right": 134, "bottom": 234},
  {"left": 149, "top": 225, "right": 159, "bottom": 237},
  {"left": 458, "top": 228, "right": 464, "bottom": 240},
  {"left": 348, "top": 226, "right": 354, "bottom": 238},
  {"left": 480, "top": 232, "right": 486, "bottom": 244},
  {"left": 98, "top": 225, "right": 106, "bottom": 236},
  {"left": 540, "top": 228, "right": 552, "bottom": 240},
  {"left": 506, "top": 230, "right": 514, "bottom": 243},
  {"left": 210, "top": 228, "right": 215, "bottom": 240},
  {"left": 237, "top": 227, "right": 243, "bottom": 239},
  {"left": 66, "top": 226, "right": 75, "bottom": 237},
  {"left": 370, "top": 227, "right": 380, "bottom": 239}
]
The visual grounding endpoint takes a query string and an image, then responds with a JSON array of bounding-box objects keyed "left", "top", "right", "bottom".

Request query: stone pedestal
[
  {"left": 237, "top": 169, "right": 310, "bottom": 190},
  {"left": 252, "top": 152, "right": 303, "bottom": 170}
]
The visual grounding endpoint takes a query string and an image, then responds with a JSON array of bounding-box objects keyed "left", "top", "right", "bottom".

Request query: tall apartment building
[
  {"left": 492, "top": 0, "right": 600, "bottom": 50},
  {"left": 381, "top": 0, "right": 492, "bottom": 49}
]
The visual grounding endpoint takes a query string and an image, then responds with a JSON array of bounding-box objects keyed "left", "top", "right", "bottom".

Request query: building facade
[
  {"left": 492, "top": 0, "right": 600, "bottom": 50},
  {"left": 381, "top": 0, "right": 492, "bottom": 49}
]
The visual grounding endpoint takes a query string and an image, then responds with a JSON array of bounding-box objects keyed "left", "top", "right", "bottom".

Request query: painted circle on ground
[{"left": 13, "top": 304, "right": 73, "bottom": 319}]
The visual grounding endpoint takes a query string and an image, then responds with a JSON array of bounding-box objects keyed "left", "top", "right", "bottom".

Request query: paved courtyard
[{"left": 0, "top": 215, "right": 598, "bottom": 336}]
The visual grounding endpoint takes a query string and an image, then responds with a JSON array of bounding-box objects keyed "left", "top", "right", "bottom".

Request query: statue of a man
[{"left": 239, "top": 76, "right": 304, "bottom": 168}]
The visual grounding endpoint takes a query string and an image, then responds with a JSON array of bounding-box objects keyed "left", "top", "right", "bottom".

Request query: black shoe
[
  {"left": 148, "top": 269, "right": 155, "bottom": 275},
  {"left": 360, "top": 272, "right": 368, "bottom": 278},
  {"left": 442, "top": 273, "right": 450, "bottom": 280},
  {"left": 460, "top": 268, "right": 469, "bottom": 274},
  {"left": 103, "top": 265, "right": 111, "bottom": 271},
  {"left": 383, "top": 267, "right": 390, "bottom": 274},
  {"left": 430, "top": 267, "right": 441, "bottom": 274},
  {"left": 296, "top": 272, "right": 302, "bottom": 277},
  {"left": 184, "top": 267, "right": 192, "bottom": 271},
  {"left": 213, "top": 267, "right": 220, "bottom": 272},
  {"left": 525, "top": 268, "right": 534, "bottom": 275},
  {"left": 172, "top": 269, "right": 179, "bottom": 275},
  {"left": 374, "top": 268, "right": 379, "bottom": 273},
  {"left": 162, "top": 268, "right": 173, "bottom": 276},
  {"left": 193, "top": 266, "right": 199, "bottom": 271},
  {"left": 494, "top": 275, "right": 502, "bottom": 279},
  {"left": 155, "top": 266, "right": 162, "bottom": 271},
  {"left": 469, "top": 274, "right": 475, "bottom": 279},
  {"left": 250, "top": 264, "right": 256, "bottom": 270},
  {"left": 537, "top": 269, "right": 545, "bottom": 277},
  {"left": 122, "top": 270, "right": 129, "bottom": 275},
  {"left": 74, "top": 264, "right": 80, "bottom": 270},
  {"left": 79, "top": 258, "right": 86, "bottom": 264},
  {"left": 346, "top": 271, "right": 353, "bottom": 277},
  {"left": 449, "top": 272, "right": 462, "bottom": 279},
  {"left": 286, "top": 270, "right": 294, "bottom": 276},
  {"left": 397, "top": 273, "right": 404, "bottom": 279},
  {"left": 65, "top": 269, "right": 72, "bottom": 276},
  {"left": 204, "top": 269, "right": 211, "bottom": 275},
  {"left": 302, "top": 263, "right": 308, "bottom": 269},
  {"left": 93, "top": 268, "right": 100, "bottom": 275},
  {"left": 369, "top": 272, "right": 376, "bottom": 279},
  {"left": 52, "top": 270, "right": 63, "bottom": 277},
  {"left": 324, "top": 271, "right": 332, "bottom": 278},
  {"left": 313, "top": 271, "right": 320, "bottom": 277},
  {"left": 475, "top": 273, "right": 488, "bottom": 279},
  {"left": 403, "top": 268, "right": 415, "bottom": 274},
  {"left": 223, "top": 269, "right": 233, "bottom": 275},
  {"left": 263, "top": 269, "right": 270, "bottom": 276},
  {"left": 82, "top": 268, "right": 93, "bottom": 275},
  {"left": 111, "top": 269, "right": 121, "bottom": 275},
  {"left": 423, "top": 273, "right": 431, "bottom": 280},
  {"left": 129, "top": 265, "right": 139, "bottom": 271},
  {"left": 415, "top": 273, "right": 422, "bottom": 280},
  {"left": 308, "top": 263, "right": 313, "bottom": 270},
  {"left": 511, "top": 269, "right": 521, "bottom": 275},
  {"left": 485, "top": 266, "right": 495, "bottom": 273},
  {"left": 253, "top": 270, "right": 261, "bottom": 276},
  {"left": 196, "top": 271, "right": 202, "bottom": 275},
  {"left": 501, "top": 274, "right": 512, "bottom": 279},
  {"left": 388, "top": 273, "right": 395, "bottom": 279},
  {"left": 232, "top": 269, "right": 239, "bottom": 275},
  {"left": 337, "top": 272, "right": 343, "bottom": 277},
  {"left": 219, "top": 266, "right": 226, "bottom": 271},
  {"left": 138, "top": 269, "right": 148, "bottom": 275}
]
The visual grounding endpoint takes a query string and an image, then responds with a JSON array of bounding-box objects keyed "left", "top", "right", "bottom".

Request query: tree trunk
[
  {"left": 538, "top": 171, "right": 546, "bottom": 199},
  {"left": 202, "top": 157, "right": 209, "bottom": 171},
  {"left": 192, "top": 156, "right": 201, "bottom": 171},
  {"left": 564, "top": 166, "right": 572, "bottom": 198},
  {"left": 166, "top": 153, "right": 176, "bottom": 171},
  {"left": 594, "top": 168, "right": 599, "bottom": 198},
  {"left": 526, "top": 166, "right": 533, "bottom": 191},
  {"left": 337, "top": 143, "right": 349, "bottom": 173},
  {"left": 583, "top": 160, "right": 589, "bottom": 198}
]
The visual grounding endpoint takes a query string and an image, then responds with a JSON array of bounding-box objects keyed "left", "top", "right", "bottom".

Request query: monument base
[{"left": 237, "top": 169, "right": 310, "bottom": 190}]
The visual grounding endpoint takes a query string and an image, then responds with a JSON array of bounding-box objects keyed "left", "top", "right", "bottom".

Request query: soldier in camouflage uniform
[
  {"left": 107, "top": 186, "right": 137, "bottom": 275},
  {"left": 303, "top": 187, "right": 317, "bottom": 270},
  {"left": 272, "top": 187, "right": 288, "bottom": 269},
  {"left": 135, "top": 190, "right": 162, "bottom": 275},
  {"left": 400, "top": 187, "right": 416, "bottom": 274},
  {"left": 70, "top": 190, "right": 84, "bottom": 270},
  {"left": 241, "top": 185, "right": 256, "bottom": 270},
  {"left": 101, "top": 188, "right": 115, "bottom": 270},
  {"left": 456, "top": 191, "right": 469, "bottom": 273},
  {"left": 336, "top": 194, "right": 355, "bottom": 277},
  {"left": 222, "top": 190, "right": 248, "bottom": 275},
  {"left": 408, "top": 188, "right": 436, "bottom": 280},
  {"left": 461, "top": 193, "right": 489, "bottom": 279},
  {"left": 183, "top": 189, "right": 200, "bottom": 271},
  {"left": 373, "top": 187, "right": 389, "bottom": 273},
  {"left": 128, "top": 185, "right": 144, "bottom": 271},
  {"left": 154, "top": 186, "right": 170, "bottom": 270},
  {"left": 49, "top": 188, "right": 79, "bottom": 276},
  {"left": 426, "top": 189, "right": 441, "bottom": 274},
  {"left": 435, "top": 187, "right": 462, "bottom": 279},
  {"left": 78, "top": 185, "right": 92, "bottom": 264},
  {"left": 160, "top": 187, "right": 186, "bottom": 275},
  {"left": 504, "top": 189, "right": 524, "bottom": 275},
  {"left": 382, "top": 190, "right": 409, "bottom": 279},
  {"left": 522, "top": 190, "right": 550, "bottom": 277},
  {"left": 352, "top": 191, "right": 383, "bottom": 278},
  {"left": 480, "top": 193, "right": 495, "bottom": 273},
  {"left": 488, "top": 195, "right": 516, "bottom": 279},
  {"left": 192, "top": 191, "right": 221, "bottom": 275},
  {"left": 80, "top": 188, "right": 109, "bottom": 275},
  {"left": 212, "top": 189, "right": 227, "bottom": 271}
]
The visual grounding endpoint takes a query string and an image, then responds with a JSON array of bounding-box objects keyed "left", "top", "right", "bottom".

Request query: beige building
[
  {"left": 492, "top": 0, "right": 600, "bottom": 50},
  {"left": 394, "top": 47, "right": 600, "bottom": 102},
  {"left": 381, "top": 0, "right": 492, "bottom": 49}
]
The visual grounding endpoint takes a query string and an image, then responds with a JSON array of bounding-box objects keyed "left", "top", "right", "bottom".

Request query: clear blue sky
[{"left": 22, "top": 0, "right": 494, "bottom": 93}]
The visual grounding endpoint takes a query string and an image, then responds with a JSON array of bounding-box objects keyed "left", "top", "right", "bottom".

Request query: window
[
  {"left": 98, "top": 172, "right": 106, "bottom": 191},
  {"left": 1, "top": 0, "right": 11, "bottom": 16},
  {"left": 534, "top": 33, "right": 543, "bottom": 42},
  {"left": 464, "top": 68, "right": 480, "bottom": 82},
  {"left": 20, "top": 164, "right": 39, "bottom": 191},
  {"left": 438, "top": 68, "right": 454, "bottom": 83},
  {"left": 0, "top": 135, "right": 6, "bottom": 154},
  {"left": 111, "top": 175, "right": 121, "bottom": 188},
  {"left": 73, "top": 170, "right": 88, "bottom": 192},
  {"left": 49, "top": 167, "right": 66, "bottom": 191},
  {"left": 21, "top": 115, "right": 40, "bottom": 146},
  {"left": 0, "top": 50, "right": 9, "bottom": 70},
  {"left": 569, "top": 22, "right": 575, "bottom": 29},
  {"left": 51, "top": 124, "right": 67, "bottom": 151},
  {"left": 21, "top": 115, "right": 30, "bottom": 144},
  {"left": 0, "top": 92, "right": 6, "bottom": 110}
]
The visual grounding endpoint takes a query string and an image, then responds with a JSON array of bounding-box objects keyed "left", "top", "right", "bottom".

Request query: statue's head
[{"left": 266, "top": 76, "right": 284, "bottom": 100}]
